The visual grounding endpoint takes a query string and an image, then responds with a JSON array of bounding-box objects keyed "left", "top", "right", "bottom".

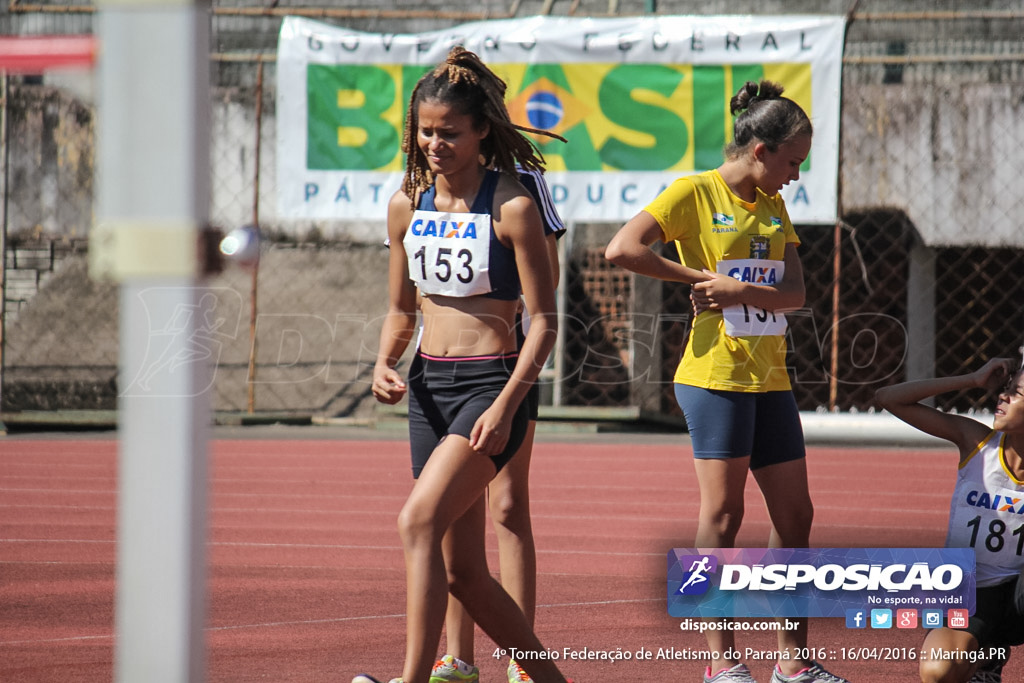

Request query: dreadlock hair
[
  {"left": 724, "top": 80, "right": 812, "bottom": 159},
  {"left": 401, "top": 46, "right": 565, "bottom": 205}
]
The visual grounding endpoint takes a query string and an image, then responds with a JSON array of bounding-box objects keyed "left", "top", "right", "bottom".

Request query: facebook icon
[{"left": 845, "top": 609, "right": 866, "bottom": 629}]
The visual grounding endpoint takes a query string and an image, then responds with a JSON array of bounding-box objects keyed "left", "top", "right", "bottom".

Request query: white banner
[{"left": 276, "top": 15, "right": 845, "bottom": 226}]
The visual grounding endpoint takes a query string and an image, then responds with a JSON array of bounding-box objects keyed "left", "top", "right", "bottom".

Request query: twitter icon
[{"left": 870, "top": 609, "right": 892, "bottom": 629}]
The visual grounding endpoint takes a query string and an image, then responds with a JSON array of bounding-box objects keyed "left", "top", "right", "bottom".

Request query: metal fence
[{"left": 3, "top": 2, "right": 1024, "bottom": 422}]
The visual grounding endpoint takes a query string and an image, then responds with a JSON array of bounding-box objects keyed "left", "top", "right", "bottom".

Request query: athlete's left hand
[
  {"left": 469, "top": 404, "right": 511, "bottom": 456},
  {"left": 971, "top": 357, "right": 1017, "bottom": 394},
  {"left": 691, "top": 269, "right": 744, "bottom": 312}
]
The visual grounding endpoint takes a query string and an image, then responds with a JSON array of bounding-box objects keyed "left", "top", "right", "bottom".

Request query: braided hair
[
  {"left": 724, "top": 80, "right": 812, "bottom": 158},
  {"left": 401, "top": 46, "right": 564, "bottom": 204}
]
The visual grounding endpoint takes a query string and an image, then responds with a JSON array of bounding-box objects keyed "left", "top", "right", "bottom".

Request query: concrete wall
[{"left": 840, "top": 83, "right": 1024, "bottom": 247}]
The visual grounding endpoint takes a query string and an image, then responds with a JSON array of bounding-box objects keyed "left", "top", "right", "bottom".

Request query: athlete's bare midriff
[{"left": 418, "top": 294, "right": 519, "bottom": 358}]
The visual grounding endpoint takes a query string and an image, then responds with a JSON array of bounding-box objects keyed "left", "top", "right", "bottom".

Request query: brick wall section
[{"left": 3, "top": 239, "right": 88, "bottom": 322}]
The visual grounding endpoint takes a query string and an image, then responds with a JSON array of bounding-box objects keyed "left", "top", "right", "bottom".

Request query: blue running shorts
[{"left": 673, "top": 384, "right": 805, "bottom": 470}]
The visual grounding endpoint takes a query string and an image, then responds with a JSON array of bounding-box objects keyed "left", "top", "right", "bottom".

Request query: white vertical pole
[
  {"left": 0, "top": 72, "right": 8, "bottom": 435},
  {"left": 94, "top": 3, "right": 211, "bottom": 683}
]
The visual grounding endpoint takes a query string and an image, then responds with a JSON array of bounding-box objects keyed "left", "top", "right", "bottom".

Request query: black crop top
[{"left": 411, "top": 169, "right": 521, "bottom": 301}]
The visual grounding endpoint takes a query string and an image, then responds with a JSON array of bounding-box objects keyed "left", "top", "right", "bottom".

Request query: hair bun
[
  {"left": 730, "top": 81, "right": 759, "bottom": 114},
  {"left": 755, "top": 80, "right": 785, "bottom": 101},
  {"left": 730, "top": 80, "right": 786, "bottom": 115}
]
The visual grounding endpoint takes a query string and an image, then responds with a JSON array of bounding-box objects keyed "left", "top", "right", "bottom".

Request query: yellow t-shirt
[{"left": 644, "top": 170, "right": 800, "bottom": 392}]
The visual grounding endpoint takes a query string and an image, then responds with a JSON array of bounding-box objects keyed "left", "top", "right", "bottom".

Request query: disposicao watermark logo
[
  {"left": 667, "top": 548, "right": 976, "bottom": 618},
  {"left": 676, "top": 555, "right": 718, "bottom": 596}
]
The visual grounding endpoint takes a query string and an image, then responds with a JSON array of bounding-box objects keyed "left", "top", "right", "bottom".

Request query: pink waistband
[{"left": 418, "top": 350, "right": 518, "bottom": 362}]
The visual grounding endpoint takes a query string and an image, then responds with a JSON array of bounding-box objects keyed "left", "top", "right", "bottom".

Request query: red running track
[{"left": 0, "top": 431, "right": 1017, "bottom": 682}]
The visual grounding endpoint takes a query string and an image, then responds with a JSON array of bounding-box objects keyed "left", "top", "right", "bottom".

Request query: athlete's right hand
[{"left": 372, "top": 365, "right": 407, "bottom": 404}]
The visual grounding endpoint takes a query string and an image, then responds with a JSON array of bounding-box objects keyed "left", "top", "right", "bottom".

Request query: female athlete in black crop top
[{"left": 360, "top": 47, "right": 571, "bottom": 683}]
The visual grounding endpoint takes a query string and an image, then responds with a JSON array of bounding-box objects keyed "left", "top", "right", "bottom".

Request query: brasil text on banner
[{"left": 276, "top": 15, "right": 845, "bottom": 226}]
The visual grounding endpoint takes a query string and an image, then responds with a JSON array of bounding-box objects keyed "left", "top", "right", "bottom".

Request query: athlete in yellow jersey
[
  {"left": 607, "top": 80, "right": 848, "bottom": 683},
  {"left": 646, "top": 168, "right": 798, "bottom": 392}
]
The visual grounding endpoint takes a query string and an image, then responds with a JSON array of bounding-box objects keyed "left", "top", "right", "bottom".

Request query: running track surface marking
[{"left": 1, "top": 432, "right": 1015, "bottom": 682}]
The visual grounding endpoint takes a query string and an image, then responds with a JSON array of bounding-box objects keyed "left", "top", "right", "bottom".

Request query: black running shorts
[{"left": 406, "top": 351, "right": 529, "bottom": 479}]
